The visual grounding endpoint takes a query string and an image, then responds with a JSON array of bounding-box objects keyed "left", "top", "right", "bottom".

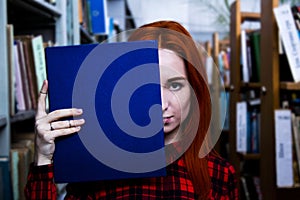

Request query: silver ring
[
  {"left": 40, "top": 91, "right": 47, "bottom": 94},
  {"left": 50, "top": 123, "right": 54, "bottom": 131},
  {"left": 69, "top": 120, "right": 72, "bottom": 128}
]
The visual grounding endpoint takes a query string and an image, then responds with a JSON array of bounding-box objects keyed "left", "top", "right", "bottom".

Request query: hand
[{"left": 34, "top": 80, "right": 85, "bottom": 166}]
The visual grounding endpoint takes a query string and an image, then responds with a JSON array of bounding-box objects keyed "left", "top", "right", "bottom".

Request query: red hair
[{"left": 128, "top": 21, "right": 215, "bottom": 199}]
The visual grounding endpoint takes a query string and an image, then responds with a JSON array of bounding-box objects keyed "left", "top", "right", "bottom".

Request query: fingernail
[{"left": 76, "top": 109, "right": 83, "bottom": 114}]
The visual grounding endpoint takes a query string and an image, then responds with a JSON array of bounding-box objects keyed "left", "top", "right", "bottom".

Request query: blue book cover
[
  {"left": 89, "top": 0, "right": 107, "bottom": 34},
  {"left": 45, "top": 40, "right": 166, "bottom": 183}
]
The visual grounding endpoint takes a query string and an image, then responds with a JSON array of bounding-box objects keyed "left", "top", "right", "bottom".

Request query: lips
[{"left": 163, "top": 116, "right": 173, "bottom": 124}]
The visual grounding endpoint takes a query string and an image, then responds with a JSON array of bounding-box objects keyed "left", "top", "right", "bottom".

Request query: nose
[{"left": 161, "top": 87, "right": 169, "bottom": 111}]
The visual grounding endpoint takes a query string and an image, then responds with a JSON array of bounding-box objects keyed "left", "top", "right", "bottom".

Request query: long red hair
[{"left": 128, "top": 21, "right": 215, "bottom": 199}]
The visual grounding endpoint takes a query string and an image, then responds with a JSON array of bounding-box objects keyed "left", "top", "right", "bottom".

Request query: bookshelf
[
  {"left": 211, "top": 32, "right": 230, "bottom": 158},
  {"left": 0, "top": 0, "right": 10, "bottom": 157},
  {"left": 0, "top": 0, "right": 81, "bottom": 198},
  {"left": 229, "top": 0, "right": 300, "bottom": 199}
]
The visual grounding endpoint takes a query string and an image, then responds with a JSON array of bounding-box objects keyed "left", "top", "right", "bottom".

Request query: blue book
[
  {"left": 0, "top": 157, "right": 12, "bottom": 200},
  {"left": 45, "top": 40, "right": 166, "bottom": 183},
  {"left": 89, "top": 0, "right": 107, "bottom": 34}
]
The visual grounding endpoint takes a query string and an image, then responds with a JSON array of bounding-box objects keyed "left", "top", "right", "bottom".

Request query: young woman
[{"left": 25, "top": 20, "right": 237, "bottom": 200}]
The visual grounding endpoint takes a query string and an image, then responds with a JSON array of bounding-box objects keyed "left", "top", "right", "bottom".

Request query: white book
[
  {"left": 236, "top": 101, "right": 247, "bottom": 153},
  {"left": 31, "top": 35, "right": 47, "bottom": 93},
  {"left": 274, "top": 4, "right": 300, "bottom": 82},
  {"left": 241, "top": 30, "right": 249, "bottom": 83},
  {"left": 275, "top": 109, "right": 293, "bottom": 187}
]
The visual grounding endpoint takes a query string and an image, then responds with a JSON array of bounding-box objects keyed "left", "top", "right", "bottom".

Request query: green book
[{"left": 249, "top": 31, "right": 261, "bottom": 82}]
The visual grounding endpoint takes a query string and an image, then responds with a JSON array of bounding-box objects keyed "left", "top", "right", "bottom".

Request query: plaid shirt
[{"left": 25, "top": 154, "right": 237, "bottom": 200}]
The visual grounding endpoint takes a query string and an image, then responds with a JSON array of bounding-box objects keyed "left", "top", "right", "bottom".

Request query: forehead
[{"left": 158, "top": 49, "right": 187, "bottom": 78}]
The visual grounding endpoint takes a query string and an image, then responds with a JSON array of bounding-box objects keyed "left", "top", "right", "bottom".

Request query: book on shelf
[
  {"left": 89, "top": 0, "right": 108, "bottom": 35},
  {"left": 236, "top": 101, "right": 248, "bottom": 153},
  {"left": 240, "top": 175, "right": 262, "bottom": 200},
  {"left": 236, "top": 98, "right": 261, "bottom": 154},
  {"left": 6, "top": 24, "right": 15, "bottom": 116},
  {"left": 10, "top": 147, "right": 31, "bottom": 200},
  {"left": 45, "top": 40, "right": 166, "bottom": 183},
  {"left": 241, "top": 29, "right": 250, "bottom": 83},
  {"left": 274, "top": 4, "right": 300, "bottom": 82},
  {"left": 0, "top": 157, "right": 12, "bottom": 200},
  {"left": 292, "top": 113, "right": 300, "bottom": 185},
  {"left": 13, "top": 41, "right": 26, "bottom": 112},
  {"left": 275, "top": 109, "right": 294, "bottom": 187},
  {"left": 248, "top": 30, "right": 261, "bottom": 82}
]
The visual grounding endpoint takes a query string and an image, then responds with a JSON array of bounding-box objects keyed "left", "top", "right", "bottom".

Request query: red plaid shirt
[{"left": 25, "top": 154, "right": 237, "bottom": 200}]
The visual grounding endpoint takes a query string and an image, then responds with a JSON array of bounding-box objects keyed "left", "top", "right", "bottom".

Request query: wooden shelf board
[
  {"left": 277, "top": 186, "right": 300, "bottom": 198},
  {"left": 9, "top": 0, "right": 61, "bottom": 18},
  {"left": 241, "top": 12, "right": 260, "bottom": 22},
  {"left": 80, "top": 26, "right": 98, "bottom": 44},
  {"left": 10, "top": 110, "right": 35, "bottom": 124},
  {"left": 280, "top": 82, "right": 300, "bottom": 90},
  {"left": 0, "top": 115, "right": 7, "bottom": 128},
  {"left": 241, "top": 82, "right": 262, "bottom": 89}
]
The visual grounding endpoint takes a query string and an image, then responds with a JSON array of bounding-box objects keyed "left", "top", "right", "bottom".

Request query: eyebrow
[{"left": 167, "top": 77, "right": 187, "bottom": 82}]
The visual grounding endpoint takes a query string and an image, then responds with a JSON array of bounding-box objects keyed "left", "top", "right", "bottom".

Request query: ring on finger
[
  {"left": 50, "top": 122, "right": 54, "bottom": 131},
  {"left": 69, "top": 120, "right": 72, "bottom": 128},
  {"left": 40, "top": 90, "right": 47, "bottom": 94}
]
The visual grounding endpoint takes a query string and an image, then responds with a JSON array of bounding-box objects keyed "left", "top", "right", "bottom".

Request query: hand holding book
[{"left": 34, "top": 80, "right": 85, "bottom": 166}]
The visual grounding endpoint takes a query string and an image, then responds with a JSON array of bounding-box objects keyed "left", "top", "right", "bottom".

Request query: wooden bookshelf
[
  {"left": 210, "top": 32, "right": 231, "bottom": 158},
  {"left": 10, "top": 110, "right": 36, "bottom": 124},
  {"left": 241, "top": 12, "right": 261, "bottom": 22},
  {"left": 229, "top": 0, "right": 300, "bottom": 199},
  {"left": 0, "top": 0, "right": 81, "bottom": 199}
]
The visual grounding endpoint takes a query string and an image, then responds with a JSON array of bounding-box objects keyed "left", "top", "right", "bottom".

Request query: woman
[{"left": 25, "top": 20, "right": 237, "bottom": 200}]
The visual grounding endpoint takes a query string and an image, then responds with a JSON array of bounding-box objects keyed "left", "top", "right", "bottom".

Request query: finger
[
  {"left": 50, "top": 119, "right": 85, "bottom": 130},
  {"left": 51, "top": 126, "right": 82, "bottom": 138},
  {"left": 47, "top": 108, "right": 83, "bottom": 123},
  {"left": 36, "top": 80, "right": 48, "bottom": 119}
]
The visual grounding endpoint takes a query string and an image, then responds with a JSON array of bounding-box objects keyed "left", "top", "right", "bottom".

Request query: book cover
[
  {"left": 6, "top": 24, "right": 15, "bottom": 116},
  {"left": 249, "top": 30, "right": 261, "bottom": 82},
  {"left": 0, "top": 157, "right": 12, "bottom": 200},
  {"left": 241, "top": 30, "right": 250, "bottom": 83},
  {"left": 275, "top": 109, "right": 294, "bottom": 187},
  {"left": 274, "top": 4, "right": 300, "bottom": 82},
  {"left": 46, "top": 40, "right": 166, "bottom": 183},
  {"left": 89, "top": 0, "right": 108, "bottom": 34},
  {"left": 236, "top": 101, "right": 248, "bottom": 153},
  {"left": 32, "top": 35, "right": 47, "bottom": 95}
]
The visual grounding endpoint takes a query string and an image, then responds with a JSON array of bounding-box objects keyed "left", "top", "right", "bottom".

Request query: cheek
[{"left": 175, "top": 88, "right": 191, "bottom": 120}]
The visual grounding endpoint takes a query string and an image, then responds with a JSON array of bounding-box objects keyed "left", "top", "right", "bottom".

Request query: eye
[{"left": 169, "top": 82, "right": 183, "bottom": 91}]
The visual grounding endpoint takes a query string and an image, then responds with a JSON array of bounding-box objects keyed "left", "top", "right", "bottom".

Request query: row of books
[
  {"left": 10, "top": 133, "right": 35, "bottom": 200},
  {"left": 0, "top": 132, "right": 35, "bottom": 200},
  {"left": 236, "top": 97, "right": 261, "bottom": 154},
  {"left": 240, "top": 29, "right": 261, "bottom": 83},
  {"left": 6, "top": 24, "right": 49, "bottom": 116},
  {"left": 240, "top": 175, "right": 262, "bottom": 200}
]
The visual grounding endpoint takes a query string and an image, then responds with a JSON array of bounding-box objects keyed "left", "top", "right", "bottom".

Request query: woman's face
[{"left": 159, "top": 49, "right": 191, "bottom": 144}]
